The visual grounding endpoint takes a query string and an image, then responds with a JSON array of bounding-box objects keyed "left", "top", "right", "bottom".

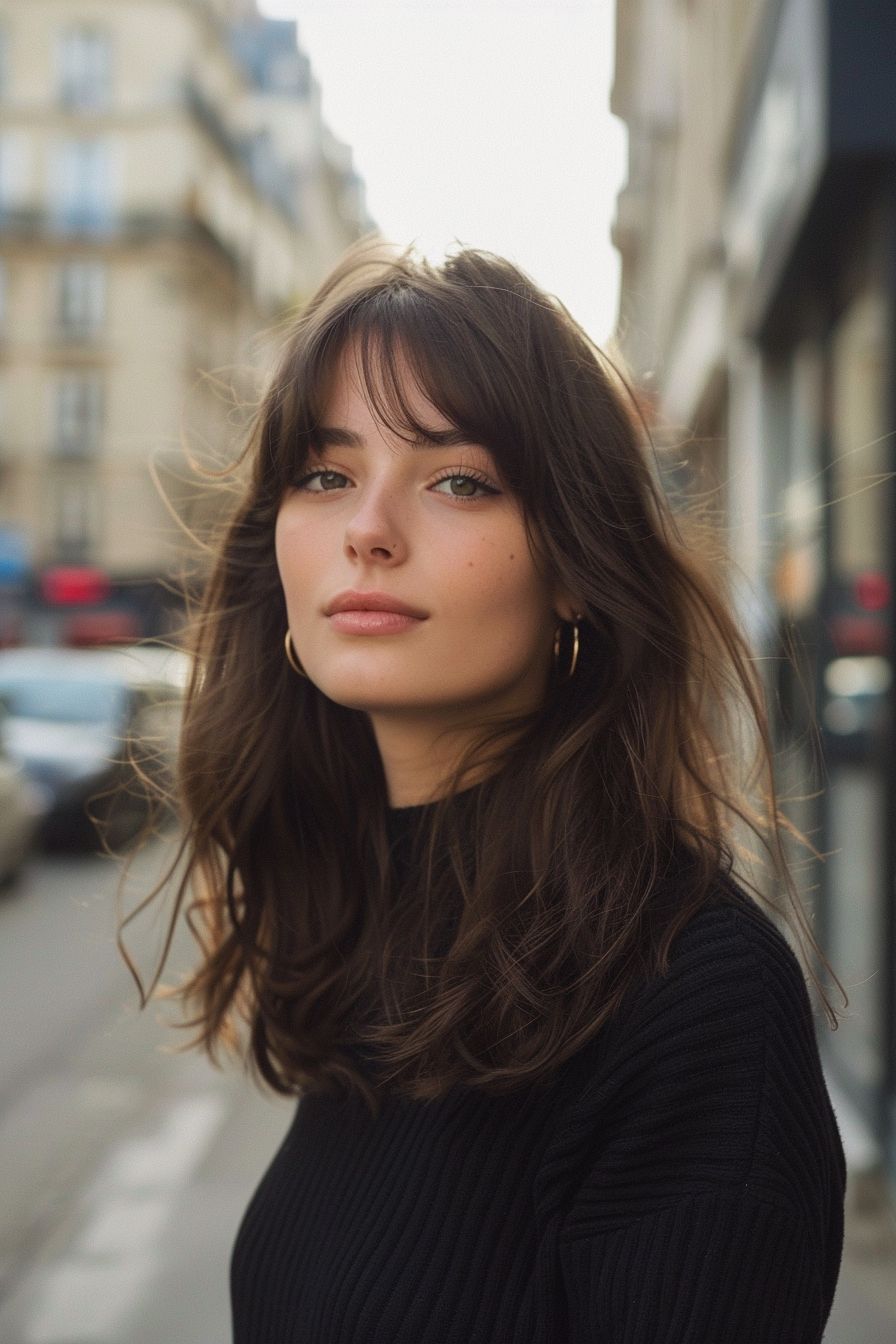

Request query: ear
[{"left": 551, "top": 581, "right": 583, "bottom": 624}]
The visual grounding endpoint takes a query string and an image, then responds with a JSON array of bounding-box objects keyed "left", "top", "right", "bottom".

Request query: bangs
[{"left": 283, "top": 283, "right": 529, "bottom": 492}]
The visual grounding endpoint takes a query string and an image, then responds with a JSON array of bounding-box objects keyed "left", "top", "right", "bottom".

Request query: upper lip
[{"left": 325, "top": 589, "right": 428, "bottom": 618}]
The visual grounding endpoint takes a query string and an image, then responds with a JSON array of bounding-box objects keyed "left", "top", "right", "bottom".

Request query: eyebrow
[{"left": 310, "top": 426, "right": 480, "bottom": 451}]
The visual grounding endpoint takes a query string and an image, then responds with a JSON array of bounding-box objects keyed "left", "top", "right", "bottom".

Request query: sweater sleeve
[
  {"left": 560, "top": 1188, "right": 823, "bottom": 1343},
  {"left": 552, "top": 900, "right": 846, "bottom": 1343}
]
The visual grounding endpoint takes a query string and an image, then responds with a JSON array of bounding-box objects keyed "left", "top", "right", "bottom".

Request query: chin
[
  {"left": 312, "top": 673, "right": 418, "bottom": 711},
  {"left": 313, "top": 670, "right": 466, "bottom": 717},
  {"left": 322, "top": 690, "right": 435, "bottom": 716}
]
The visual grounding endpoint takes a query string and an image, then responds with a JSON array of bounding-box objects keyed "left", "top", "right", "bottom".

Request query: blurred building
[
  {"left": 613, "top": 0, "right": 896, "bottom": 1205},
  {"left": 0, "top": 0, "right": 372, "bottom": 643},
  {"left": 230, "top": 13, "right": 368, "bottom": 297}
]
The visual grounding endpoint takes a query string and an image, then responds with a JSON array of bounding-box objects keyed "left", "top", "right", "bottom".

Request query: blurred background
[{"left": 0, "top": 0, "right": 894, "bottom": 1339}]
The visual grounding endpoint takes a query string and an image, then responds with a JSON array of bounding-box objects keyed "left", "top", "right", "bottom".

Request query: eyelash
[{"left": 291, "top": 467, "right": 500, "bottom": 501}]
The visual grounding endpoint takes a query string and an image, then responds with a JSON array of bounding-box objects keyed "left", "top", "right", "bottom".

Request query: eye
[
  {"left": 293, "top": 469, "right": 350, "bottom": 492},
  {"left": 288, "top": 466, "right": 500, "bottom": 500},
  {"left": 431, "top": 471, "right": 499, "bottom": 500}
]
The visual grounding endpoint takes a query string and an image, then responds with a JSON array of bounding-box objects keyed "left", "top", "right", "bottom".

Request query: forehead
[
  {"left": 319, "top": 338, "right": 454, "bottom": 433},
  {"left": 306, "top": 327, "right": 507, "bottom": 467}
]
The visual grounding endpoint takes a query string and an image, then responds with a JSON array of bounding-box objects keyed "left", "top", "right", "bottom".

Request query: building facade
[
  {"left": 613, "top": 0, "right": 896, "bottom": 1205},
  {"left": 0, "top": 0, "right": 372, "bottom": 641}
]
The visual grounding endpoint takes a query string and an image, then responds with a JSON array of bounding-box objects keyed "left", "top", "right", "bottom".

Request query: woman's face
[{"left": 275, "top": 342, "right": 574, "bottom": 730}]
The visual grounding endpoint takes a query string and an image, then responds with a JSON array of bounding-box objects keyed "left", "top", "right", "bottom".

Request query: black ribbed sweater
[{"left": 230, "top": 799, "right": 846, "bottom": 1343}]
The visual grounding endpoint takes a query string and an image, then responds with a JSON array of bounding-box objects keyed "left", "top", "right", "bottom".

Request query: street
[
  {"left": 0, "top": 833, "right": 294, "bottom": 1344},
  {"left": 0, "top": 834, "right": 893, "bottom": 1342}
]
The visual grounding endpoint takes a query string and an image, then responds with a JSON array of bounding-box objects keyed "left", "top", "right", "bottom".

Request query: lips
[{"left": 324, "top": 590, "right": 428, "bottom": 618}]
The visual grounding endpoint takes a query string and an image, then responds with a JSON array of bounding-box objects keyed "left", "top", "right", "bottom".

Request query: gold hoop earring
[
  {"left": 553, "top": 613, "right": 583, "bottom": 680},
  {"left": 284, "top": 629, "right": 308, "bottom": 678}
]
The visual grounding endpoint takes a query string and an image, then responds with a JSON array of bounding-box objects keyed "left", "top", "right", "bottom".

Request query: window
[
  {"left": 56, "top": 259, "right": 106, "bottom": 340},
  {"left": 58, "top": 28, "right": 111, "bottom": 111},
  {"left": 53, "top": 373, "right": 104, "bottom": 458},
  {"left": 0, "top": 23, "right": 8, "bottom": 100},
  {"left": 0, "top": 131, "right": 28, "bottom": 216},
  {"left": 51, "top": 138, "right": 115, "bottom": 233},
  {"left": 48, "top": 472, "right": 99, "bottom": 563}
]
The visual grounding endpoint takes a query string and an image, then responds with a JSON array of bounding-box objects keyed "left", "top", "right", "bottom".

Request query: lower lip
[{"left": 328, "top": 610, "right": 425, "bottom": 634}]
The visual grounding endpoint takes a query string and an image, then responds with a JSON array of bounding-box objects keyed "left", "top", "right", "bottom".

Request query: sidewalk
[
  {"left": 825, "top": 1171, "right": 896, "bottom": 1342},
  {"left": 822, "top": 1072, "right": 896, "bottom": 1342}
]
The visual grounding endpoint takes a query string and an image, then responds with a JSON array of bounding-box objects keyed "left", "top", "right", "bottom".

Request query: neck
[{"left": 368, "top": 711, "right": 502, "bottom": 808}]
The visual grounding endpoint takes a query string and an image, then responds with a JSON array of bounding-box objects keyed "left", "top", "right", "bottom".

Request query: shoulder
[
  {"left": 644, "top": 870, "right": 816, "bottom": 1023},
  {"left": 546, "top": 880, "right": 847, "bottom": 1338},
  {"left": 602, "top": 870, "right": 824, "bottom": 1092},
  {"left": 550, "top": 871, "right": 809, "bottom": 1133},
  {"left": 540, "top": 871, "right": 844, "bottom": 1232}
]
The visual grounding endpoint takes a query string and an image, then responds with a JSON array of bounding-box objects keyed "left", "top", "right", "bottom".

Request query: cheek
[
  {"left": 275, "top": 507, "right": 316, "bottom": 593},
  {"left": 455, "top": 539, "right": 552, "bottom": 633},
  {"left": 274, "top": 514, "right": 294, "bottom": 594}
]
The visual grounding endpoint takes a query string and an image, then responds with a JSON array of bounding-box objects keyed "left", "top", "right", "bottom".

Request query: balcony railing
[
  {"left": 0, "top": 204, "right": 118, "bottom": 240},
  {"left": 0, "top": 207, "right": 242, "bottom": 275},
  {"left": 180, "top": 77, "right": 297, "bottom": 222}
]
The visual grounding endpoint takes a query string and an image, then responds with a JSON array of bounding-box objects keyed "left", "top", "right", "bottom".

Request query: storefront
[{"left": 723, "top": 0, "right": 896, "bottom": 1193}]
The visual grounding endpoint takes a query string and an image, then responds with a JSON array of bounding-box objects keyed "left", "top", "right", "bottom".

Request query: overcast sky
[{"left": 257, "top": 0, "right": 626, "bottom": 345}]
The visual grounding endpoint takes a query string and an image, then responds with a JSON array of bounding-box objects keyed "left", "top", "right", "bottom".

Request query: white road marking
[{"left": 22, "top": 1093, "right": 227, "bottom": 1343}]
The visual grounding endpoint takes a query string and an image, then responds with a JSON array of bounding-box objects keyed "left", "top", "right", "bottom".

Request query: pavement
[{"left": 822, "top": 1071, "right": 896, "bottom": 1342}]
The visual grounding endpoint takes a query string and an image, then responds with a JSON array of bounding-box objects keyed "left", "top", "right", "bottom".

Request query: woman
[{"left": 124, "top": 238, "right": 847, "bottom": 1342}]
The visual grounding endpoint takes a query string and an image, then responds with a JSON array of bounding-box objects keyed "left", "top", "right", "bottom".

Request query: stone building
[
  {"left": 0, "top": 0, "right": 372, "bottom": 639},
  {"left": 612, "top": 0, "right": 896, "bottom": 1212}
]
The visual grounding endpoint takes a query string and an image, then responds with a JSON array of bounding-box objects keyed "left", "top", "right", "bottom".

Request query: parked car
[
  {"left": 0, "top": 644, "right": 188, "bottom": 849},
  {"left": 0, "top": 704, "right": 44, "bottom": 884}
]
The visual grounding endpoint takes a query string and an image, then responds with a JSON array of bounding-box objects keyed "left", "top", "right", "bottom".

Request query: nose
[{"left": 343, "top": 476, "right": 407, "bottom": 565}]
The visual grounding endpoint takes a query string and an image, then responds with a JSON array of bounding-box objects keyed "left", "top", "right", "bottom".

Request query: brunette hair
[{"left": 120, "top": 236, "right": 846, "bottom": 1119}]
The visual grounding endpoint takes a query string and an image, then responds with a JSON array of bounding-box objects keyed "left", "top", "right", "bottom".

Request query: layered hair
[{"left": 120, "top": 237, "right": 845, "bottom": 1118}]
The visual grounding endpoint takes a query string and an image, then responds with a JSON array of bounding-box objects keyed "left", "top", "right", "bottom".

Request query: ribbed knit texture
[{"left": 230, "top": 800, "right": 845, "bottom": 1342}]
